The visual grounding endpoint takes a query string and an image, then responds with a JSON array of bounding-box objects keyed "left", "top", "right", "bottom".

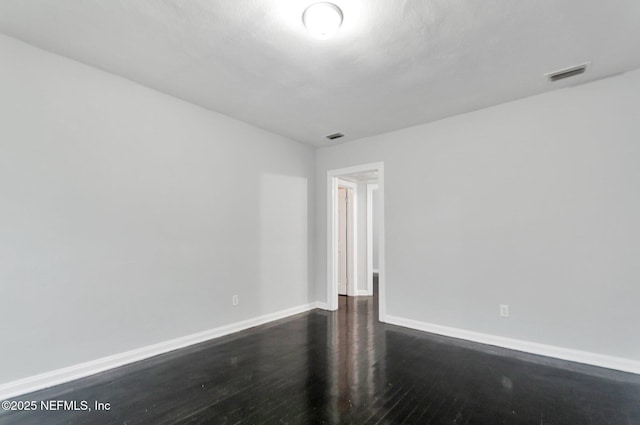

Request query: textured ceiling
[{"left": 1, "top": 0, "right": 639, "bottom": 147}]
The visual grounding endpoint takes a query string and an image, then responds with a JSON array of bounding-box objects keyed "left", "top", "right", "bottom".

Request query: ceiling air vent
[
  {"left": 546, "top": 63, "right": 589, "bottom": 82},
  {"left": 326, "top": 132, "right": 344, "bottom": 140}
]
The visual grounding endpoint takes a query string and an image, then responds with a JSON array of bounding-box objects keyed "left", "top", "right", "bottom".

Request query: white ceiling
[{"left": 1, "top": 0, "right": 639, "bottom": 147}]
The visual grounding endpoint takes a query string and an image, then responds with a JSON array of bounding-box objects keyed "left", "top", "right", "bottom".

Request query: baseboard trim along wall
[
  {"left": 315, "top": 302, "right": 330, "bottom": 310},
  {"left": 385, "top": 315, "right": 640, "bottom": 375},
  {"left": 0, "top": 302, "right": 323, "bottom": 400}
]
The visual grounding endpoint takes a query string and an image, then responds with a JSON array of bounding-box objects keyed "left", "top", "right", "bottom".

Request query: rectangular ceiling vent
[
  {"left": 326, "top": 132, "right": 344, "bottom": 140},
  {"left": 546, "top": 63, "right": 589, "bottom": 82}
]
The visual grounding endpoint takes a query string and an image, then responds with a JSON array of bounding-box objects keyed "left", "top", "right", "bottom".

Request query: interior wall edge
[
  {"left": 315, "top": 302, "right": 330, "bottom": 310},
  {"left": 0, "top": 302, "right": 320, "bottom": 400},
  {"left": 385, "top": 315, "right": 640, "bottom": 375}
]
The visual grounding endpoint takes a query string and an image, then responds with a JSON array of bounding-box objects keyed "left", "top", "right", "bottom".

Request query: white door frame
[
  {"left": 327, "top": 162, "right": 386, "bottom": 322},
  {"left": 337, "top": 179, "right": 358, "bottom": 297},
  {"left": 366, "top": 183, "right": 378, "bottom": 296}
]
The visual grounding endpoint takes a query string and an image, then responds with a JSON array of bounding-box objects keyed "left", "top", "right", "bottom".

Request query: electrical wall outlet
[
  {"left": 500, "top": 304, "right": 509, "bottom": 318},
  {"left": 232, "top": 295, "right": 239, "bottom": 306}
]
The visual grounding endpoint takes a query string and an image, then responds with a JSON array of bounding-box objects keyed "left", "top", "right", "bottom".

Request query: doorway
[{"left": 327, "top": 162, "right": 385, "bottom": 322}]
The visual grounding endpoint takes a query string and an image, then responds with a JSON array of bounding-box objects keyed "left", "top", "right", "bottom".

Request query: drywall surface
[
  {"left": 0, "top": 34, "right": 315, "bottom": 384},
  {"left": 316, "top": 69, "right": 640, "bottom": 361}
]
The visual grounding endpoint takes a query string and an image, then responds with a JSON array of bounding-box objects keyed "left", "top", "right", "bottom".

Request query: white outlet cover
[{"left": 500, "top": 304, "right": 509, "bottom": 317}]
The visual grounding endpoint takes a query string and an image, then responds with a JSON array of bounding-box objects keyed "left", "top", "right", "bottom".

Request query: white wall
[
  {"left": 316, "top": 69, "right": 640, "bottom": 362},
  {"left": 0, "top": 34, "right": 315, "bottom": 384}
]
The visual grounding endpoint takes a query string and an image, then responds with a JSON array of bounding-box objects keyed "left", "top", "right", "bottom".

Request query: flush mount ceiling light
[{"left": 302, "top": 3, "right": 343, "bottom": 40}]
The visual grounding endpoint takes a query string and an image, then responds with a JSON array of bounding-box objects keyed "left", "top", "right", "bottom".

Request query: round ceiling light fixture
[{"left": 302, "top": 2, "right": 343, "bottom": 40}]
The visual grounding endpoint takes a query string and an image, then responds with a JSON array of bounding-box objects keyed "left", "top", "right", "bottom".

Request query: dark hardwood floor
[{"left": 3, "top": 281, "right": 640, "bottom": 424}]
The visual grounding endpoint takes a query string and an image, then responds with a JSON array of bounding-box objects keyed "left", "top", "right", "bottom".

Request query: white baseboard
[
  {"left": 355, "top": 290, "right": 371, "bottom": 296},
  {"left": 315, "top": 301, "right": 330, "bottom": 310},
  {"left": 385, "top": 315, "right": 640, "bottom": 375},
  {"left": 0, "top": 303, "right": 317, "bottom": 400}
]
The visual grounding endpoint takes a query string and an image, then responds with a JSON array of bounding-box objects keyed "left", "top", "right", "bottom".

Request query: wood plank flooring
[{"left": 2, "top": 285, "right": 640, "bottom": 424}]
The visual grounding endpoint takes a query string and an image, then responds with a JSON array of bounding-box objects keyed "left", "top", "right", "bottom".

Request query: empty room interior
[{"left": 1, "top": 1, "right": 640, "bottom": 424}]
